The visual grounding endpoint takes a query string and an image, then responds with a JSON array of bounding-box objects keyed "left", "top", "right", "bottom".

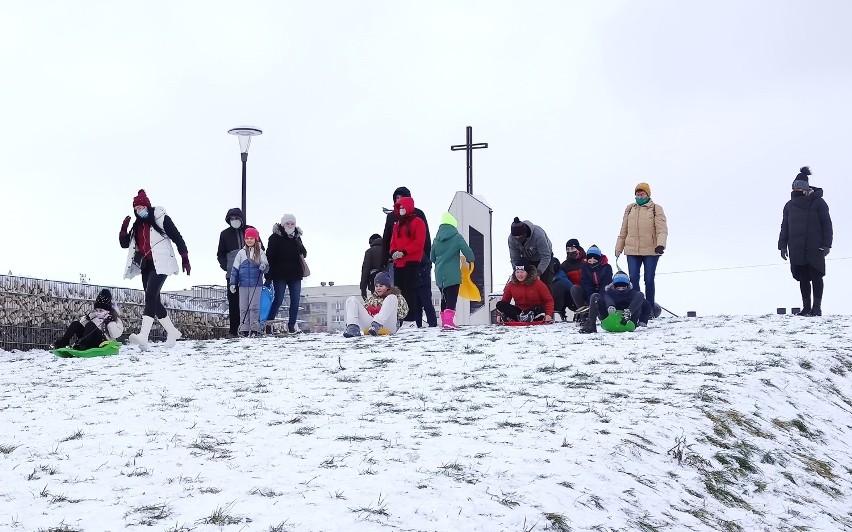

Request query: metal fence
[{"left": 0, "top": 275, "right": 229, "bottom": 351}]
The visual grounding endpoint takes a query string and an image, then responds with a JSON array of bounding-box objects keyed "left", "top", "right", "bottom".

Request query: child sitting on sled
[
  {"left": 496, "top": 260, "right": 554, "bottom": 323},
  {"left": 53, "top": 289, "right": 124, "bottom": 350},
  {"left": 342, "top": 272, "right": 409, "bottom": 337}
]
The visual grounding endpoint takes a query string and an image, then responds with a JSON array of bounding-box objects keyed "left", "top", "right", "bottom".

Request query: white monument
[{"left": 448, "top": 191, "right": 493, "bottom": 325}]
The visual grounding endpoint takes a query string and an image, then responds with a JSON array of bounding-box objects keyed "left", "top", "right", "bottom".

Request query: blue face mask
[
  {"left": 635, "top": 197, "right": 650, "bottom": 206},
  {"left": 137, "top": 208, "right": 149, "bottom": 218}
]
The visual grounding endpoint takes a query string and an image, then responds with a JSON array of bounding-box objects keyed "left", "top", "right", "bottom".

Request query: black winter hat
[
  {"left": 510, "top": 217, "right": 527, "bottom": 237},
  {"left": 393, "top": 186, "right": 412, "bottom": 202},
  {"left": 792, "top": 166, "right": 811, "bottom": 190},
  {"left": 566, "top": 238, "right": 580, "bottom": 249},
  {"left": 94, "top": 289, "right": 113, "bottom": 311},
  {"left": 369, "top": 233, "right": 382, "bottom": 244}
]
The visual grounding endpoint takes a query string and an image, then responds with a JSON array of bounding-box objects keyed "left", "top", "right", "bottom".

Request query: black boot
[
  {"left": 811, "top": 298, "right": 822, "bottom": 316},
  {"left": 796, "top": 298, "right": 812, "bottom": 316}
]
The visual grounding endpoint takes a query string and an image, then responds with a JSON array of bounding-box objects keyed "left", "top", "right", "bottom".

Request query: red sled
[{"left": 501, "top": 321, "right": 550, "bottom": 327}]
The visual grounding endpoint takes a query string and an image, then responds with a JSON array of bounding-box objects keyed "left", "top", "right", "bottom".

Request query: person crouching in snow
[
  {"left": 229, "top": 227, "right": 269, "bottom": 337},
  {"left": 343, "top": 271, "right": 409, "bottom": 337},
  {"left": 496, "top": 260, "right": 554, "bottom": 323},
  {"left": 579, "top": 271, "right": 648, "bottom": 334},
  {"left": 54, "top": 289, "right": 124, "bottom": 350},
  {"left": 430, "top": 212, "right": 475, "bottom": 330}
]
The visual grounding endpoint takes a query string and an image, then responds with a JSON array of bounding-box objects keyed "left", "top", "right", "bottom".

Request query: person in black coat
[
  {"left": 778, "top": 166, "right": 833, "bottom": 316},
  {"left": 360, "top": 233, "right": 385, "bottom": 300},
  {"left": 216, "top": 208, "right": 258, "bottom": 336},
  {"left": 266, "top": 214, "right": 308, "bottom": 333}
]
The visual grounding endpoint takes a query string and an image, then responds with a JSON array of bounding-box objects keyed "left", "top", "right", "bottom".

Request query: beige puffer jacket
[{"left": 614, "top": 200, "right": 668, "bottom": 256}]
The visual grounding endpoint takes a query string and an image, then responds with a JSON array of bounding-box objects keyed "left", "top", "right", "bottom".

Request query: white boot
[
  {"left": 129, "top": 315, "right": 155, "bottom": 351},
  {"left": 158, "top": 316, "right": 182, "bottom": 348}
]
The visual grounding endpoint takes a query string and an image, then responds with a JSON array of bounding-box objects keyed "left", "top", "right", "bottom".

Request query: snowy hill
[{"left": 1, "top": 316, "right": 851, "bottom": 532}]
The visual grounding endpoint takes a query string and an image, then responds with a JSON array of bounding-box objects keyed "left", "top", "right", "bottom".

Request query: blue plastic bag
[{"left": 260, "top": 284, "right": 274, "bottom": 321}]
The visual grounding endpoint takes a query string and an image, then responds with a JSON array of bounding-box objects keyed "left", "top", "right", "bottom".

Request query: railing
[{"left": 0, "top": 275, "right": 229, "bottom": 351}]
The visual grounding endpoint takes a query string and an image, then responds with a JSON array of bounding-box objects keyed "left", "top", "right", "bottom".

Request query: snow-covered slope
[{"left": 1, "top": 315, "right": 850, "bottom": 531}]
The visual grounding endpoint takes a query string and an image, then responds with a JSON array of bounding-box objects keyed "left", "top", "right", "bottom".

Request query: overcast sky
[{"left": 2, "top": 1, "right": 850, "bottom": 316}]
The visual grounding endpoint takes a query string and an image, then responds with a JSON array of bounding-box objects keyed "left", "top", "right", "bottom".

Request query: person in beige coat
[{"left": 614, "top": 182, "right": 668, "bottom": 307}]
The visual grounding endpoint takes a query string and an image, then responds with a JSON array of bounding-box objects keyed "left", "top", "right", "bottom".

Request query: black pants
[
  {"left": 440, "top": 284, "right": 460, "bottom": 311},
  {"left": 394, "top": 263, "right": 420, "bottom": 322},
  {"left": 792, "top": 265, "right": 825, "bottom": 306},
  {"left": 141, "top": 263, "right": 168, "bottom": 319},
  {"left": 551, "top": 282, "right": 581, "bottom": 315},
  {"left": 227, "top": 280, "right": 240, "bottom": 336},
  {"left": 55, "top": 321, "right": 106, "bottom": 350},
  {"left": 588, "top": 292, "right": 645, "bottom": 324},
  {"left": 496, "top": 301, "right": 545, "bottom": 322}
]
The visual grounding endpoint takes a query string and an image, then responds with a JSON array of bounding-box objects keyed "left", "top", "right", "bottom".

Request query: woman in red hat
[{"left": 119, "top": 189, "right": 190, "bottom": 349}]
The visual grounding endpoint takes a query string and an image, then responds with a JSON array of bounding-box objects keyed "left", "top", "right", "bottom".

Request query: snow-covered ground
[{"left": 1, "top": 315, "right": 851, "bottom": 532}]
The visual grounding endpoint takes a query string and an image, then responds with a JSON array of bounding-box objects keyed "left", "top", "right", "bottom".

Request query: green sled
[
  {"left": 52, "top": 340, "right": 122, "bottom": 358},
  {"left": 601, "top": 311, "right": 636, "bottom": 333}
]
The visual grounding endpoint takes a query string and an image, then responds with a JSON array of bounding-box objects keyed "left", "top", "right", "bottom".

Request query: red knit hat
[
  {"left": 132, "top": 189, "right": 151, "bottom": 208},
  {"left": 244, "top": 227, "right": 260, "bottom": 240}
]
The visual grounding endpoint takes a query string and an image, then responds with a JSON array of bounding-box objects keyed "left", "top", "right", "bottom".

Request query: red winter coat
[
  {"left": 389, "top": 197, "right": 426, "bottom": 268},
  {"left": 501, "top": 276, "right": 554, "bottom": 317}
]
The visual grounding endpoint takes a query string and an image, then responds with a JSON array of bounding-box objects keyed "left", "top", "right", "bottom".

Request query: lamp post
[{"left": 227, "top": 126, "right": 263, "bottom": 223}]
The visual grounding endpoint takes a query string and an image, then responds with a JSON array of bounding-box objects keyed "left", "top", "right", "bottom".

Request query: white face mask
[
  {"left": 398, "top": 208, "right": 407, "bottom": 216},
  {"left": 283, "top": 224, "right": 295, "bottom": 235},
  {"left": 230, "top": 219, "right": 242, "bottom": 229}
]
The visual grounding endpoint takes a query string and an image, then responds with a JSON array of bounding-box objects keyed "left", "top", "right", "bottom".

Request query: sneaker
[
  {"left": 287, "top": 324, "right": 301, "bottom": 334},
  {"left": 518, "top": 311, "right": 533, "bottom": 322},
  {"left": 553, "top": 312, "right": 563, "bottom": 323},
  {"left": 637, "top": 321, "right": 648, "bottom": 327},
  {"left": 620, "top": 310, "right": 632, "bottom": 326},
  {"left": 398, "top": 321, "right": 418, "bottom": 331},
  {"left": 534, "top": 312, "right": 546, "bottom": 322},
  {"left": 343, "top": 324, "right": 361, "bottom": 338},
  {"left": 368, "top": 321, "right": 382, "bottom": 336},
  {"left": 578, "top": 321, "right": 597, "bottom": 334}
]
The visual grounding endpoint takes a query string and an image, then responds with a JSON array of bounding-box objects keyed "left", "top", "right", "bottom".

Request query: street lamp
[{"left": 227, "top": 126, "right": 263, "bottom": 223}]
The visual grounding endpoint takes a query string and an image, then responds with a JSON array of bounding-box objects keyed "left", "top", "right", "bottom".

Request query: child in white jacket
[{"left": 54, "top": 289, "right": 124, "bottom": 350}]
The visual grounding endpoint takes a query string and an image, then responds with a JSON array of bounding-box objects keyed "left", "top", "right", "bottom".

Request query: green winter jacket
[{"left": 430, "top": 223, "right": 475, "bottom": 289}]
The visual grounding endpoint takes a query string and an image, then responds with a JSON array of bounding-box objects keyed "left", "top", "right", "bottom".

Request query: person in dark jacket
[
  {"left": 389, "top": 196, "right": 427, "bottom": 324},
  {"left": 579, "top": 271, "right": 648, "bottom": 333},
  {"left": 360, "top": 233, "right": 385, "bottom": 300},
  {"left": 216, "top": 208, "right": 260, "bottom": 336},
  {"left": 119, "top": 189, "right": 190, "bottom": 350},
  {"left": 551, "top": 238, "right": 586, "bottom": 320},
  {"left": 53, "top": 289, "right": 124, "bottom": 350},
  {"left": 508, "top": 217, "right": 555, "bottom": 288},
  {"left": 779, "top": 166, "right": 833, "bottom": 316},
  {"left": 266, "top": 214, "right": 307, "bottom": 333},
  {"left": 571, "top": 244, "right": 613, "bottom": 311}
]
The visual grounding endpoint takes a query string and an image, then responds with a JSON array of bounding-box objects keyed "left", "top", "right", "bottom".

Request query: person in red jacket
[
  {"left": 496, "top": 260, "right": 555, "bottom": 323},
  {"left": 389, "top": 196, "right": 426, "bottom": 324}
]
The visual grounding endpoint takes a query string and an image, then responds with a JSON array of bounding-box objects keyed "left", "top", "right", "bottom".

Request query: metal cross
[{"left": 450, "top": 126, "right": 488, "bottom": 194}]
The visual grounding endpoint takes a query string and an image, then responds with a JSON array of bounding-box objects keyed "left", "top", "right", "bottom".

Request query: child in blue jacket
[{"left": 229, "top": 227, "right": 269, "bottom": 336}]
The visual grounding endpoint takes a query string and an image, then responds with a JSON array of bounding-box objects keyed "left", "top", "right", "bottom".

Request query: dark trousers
[
  {"left": 269, "top": 279, "right": 302, "bottom": 327},
  {"left": 55, "top": 321, "right": 105, "bottom": 350},
  {"left": 394, "top": 263, "right": 420, "bottom": 322},
  {"left": 588, "top": 292, "right": 646, "bottom": 325},
  {"left": 570, "top": 285, "right": 588, "bottom": 309},
  {"left": 227, "top": 281, "right": 240, "bottom": 336},
  {"left": 626, "top": 255, "right": 660, "bottom": 306},
  {"left": 140, "top": 263, "right": 168, "bottom": 319},
  {"left": 793, "top": 265, "right": 824, "bottom": 307},
  {"left": 440, "top": 284, "right": 460, "bottom": 311},
  {"left": 551, "top": 282, "right": 581, "bottom": 315},
  {"left": 414, "top": 284, "right": 438, "bottom": 327},
  {"left": 496, "top": 301, "right": 545, "bottom": 322}
]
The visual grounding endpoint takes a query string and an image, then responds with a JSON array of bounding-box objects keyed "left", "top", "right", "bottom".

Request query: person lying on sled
[
  {"left": 342, "top": 271, "right": 409, "bottom": 337},
  {"left": 53, "top": 289, "right": 124, "bottom": 350},
  {"left": 496, "top": 260, "right": 554, "bottom": 323}
]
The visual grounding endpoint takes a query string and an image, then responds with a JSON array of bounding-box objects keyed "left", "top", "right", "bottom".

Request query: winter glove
[
  {"left": 822, "top": 247, "right": 830, "bottom": 257},
  {"left": 607, "top": 306, "right": 617, "bottom": 315},
  {"left": 391, "top": 251, "right": 404, "bottom": 260},
  {"left": 229, "top": 285, "right": 237, "bottom": 294},
  {"left": 120, "top": 216, "right": 131, "bottom": 236},
  {"left": 181, "top": 252, "right": 191, "bottom": 275},
  {"left": 655, "top": 245, "right": 665, "bottom": 255},
  {"left": 780, "top": 249, "right": 787, "bottom": 261}
]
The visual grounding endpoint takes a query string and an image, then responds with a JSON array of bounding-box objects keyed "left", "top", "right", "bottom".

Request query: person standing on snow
[
  {"left": 266, "top": 214, "right": 307, "bottom": 334},
  {"left": 119, "top": 189, "right": 190, "bottom": 349},
  {"left": 389, "top": 196, "right": 427, "bottom": 325},
  {"left": 430, "top": 212, "right": 475, "bottom": 330},
  {"left": 230, "top": 227, "right": 269, "bottom": 337},
  {"left": 216, "top": 208, "right": 259, "bottom": 337},
  {"left": 360, "top": 233, "right": 386, "bottom": 300},
  {"left": 614, "top": 182, "right": 668, "bottom": 308},
  {"left": 508, "top": 217, "right": 555, "bottom": 288},
  {"left": 779, "top": 166, "right": 833, "bottom": 316}
]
